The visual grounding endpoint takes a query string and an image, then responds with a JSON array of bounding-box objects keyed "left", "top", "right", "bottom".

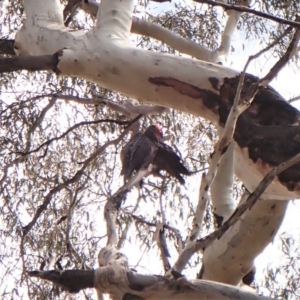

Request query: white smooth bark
[
  {"left": 215, "top": 0, "right": 253, "bottom": 63},
  {"left": 81, "top": 0, "right": 217, "bottom": 62},
  {"left": 95, "top": 0, "right": 133, "bottom": 40},
  {"left": 15, "top": 1, "right": 237, "bottom": 122},
  {"left": 201, "top": 193, "right": 288, "bottom": 284},
  {"left": 211, "top": 142, "right": 235, "bottom": 222},
  {"left": 235, "top": 146, "right": 300, "bottom": 200}
]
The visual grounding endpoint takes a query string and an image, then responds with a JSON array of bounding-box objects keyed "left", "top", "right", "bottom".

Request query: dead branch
[{"left": 0, "top": 54, "right": 59, "bottom": 73}]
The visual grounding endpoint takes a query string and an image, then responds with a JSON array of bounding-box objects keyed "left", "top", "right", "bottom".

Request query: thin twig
[
  {"left": 125, "top": 211, "right": 183, "bottom": 251},
  {"left": 0, "top": 157, "right": 25, "bottom": 195},
  {"left": 15, "top": 117, "right": 138, "bottom": 156},
  {"left": 22, "top": 142, "right": 114, "bottom": 234},
  {"left": 288, "top": 95, "right": 300, "bottom": 103},
  {"left": 24, "top": 97, "right": 57, "bottom": 153},
  {"left": 117, "top": 200, "right": 140, "bottom": 249},
  {"left": 64, "top": 184, "right": 90, "bottom": 270},
  {"left": 22, "top": 115, "right": 141, "bottom": 235},
  {"left": 159, "top": 179, "right": 167, "bottom": 225},
  {"left": 193, "top": 0, "right": 300, "bottom": 28}
]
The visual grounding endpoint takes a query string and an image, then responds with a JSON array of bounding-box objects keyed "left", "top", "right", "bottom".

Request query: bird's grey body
[{"left": 121, "top": 124, "right": 191, "bottom": 184}]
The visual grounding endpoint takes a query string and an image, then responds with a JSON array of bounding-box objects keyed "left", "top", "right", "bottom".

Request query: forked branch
[{"left": 172, "top": 20, "right": 300, "bottom": 273}]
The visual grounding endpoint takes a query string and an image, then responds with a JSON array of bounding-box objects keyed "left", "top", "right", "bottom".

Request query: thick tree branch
[
  {"left": 95, "top": 0, "right": 133, "bottom": 40},
  {"left": 30, "top": 267, "right": 277, "bottom": 300},
  {"left": 28, "top": 266, "right": 276, "bottom": 300},
  {"left": 131, "top": 17, "right": 214, "bottom": 62},
  {"left": 172, "top": 150, "right": 300, "bottom": 276},
  {"left": 172, "top": 22, "right": 300, "bottom": 273},
  {"left": 215, "top": 0, "right": 252, "bottom": 63},
  {"left": 80, "top": 0, "right": 215, "bottom": 62},
  {"left": 28, "top": 269, "right": 94, "bottom": 293},
  {"left": 210, "top": 142, "right": 235, "bottom": 226},
  {"left": 28, "top": 247, "right": 274, "bottom": 299}
]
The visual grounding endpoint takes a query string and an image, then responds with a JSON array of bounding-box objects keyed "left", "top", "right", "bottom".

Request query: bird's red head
[{"left": 154, "top": 123, "right": 163, "bottom": 139}]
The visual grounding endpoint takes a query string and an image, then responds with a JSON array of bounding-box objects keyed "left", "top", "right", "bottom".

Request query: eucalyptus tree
[{"left": 0, "top": 0, "right": 300, "bottom": 299}]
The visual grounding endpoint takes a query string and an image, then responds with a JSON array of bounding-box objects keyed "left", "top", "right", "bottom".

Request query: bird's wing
[{"left": 154, "top": 142, "right": 191, "bottom": 184}]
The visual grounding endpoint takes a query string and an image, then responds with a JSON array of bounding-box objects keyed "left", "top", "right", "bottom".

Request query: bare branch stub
[
  {"left": 28, "top": 270, "right": 94, "bottom": 293},
  {"left": 0, "top": 54, "right": 60, "bottom": 73}
]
